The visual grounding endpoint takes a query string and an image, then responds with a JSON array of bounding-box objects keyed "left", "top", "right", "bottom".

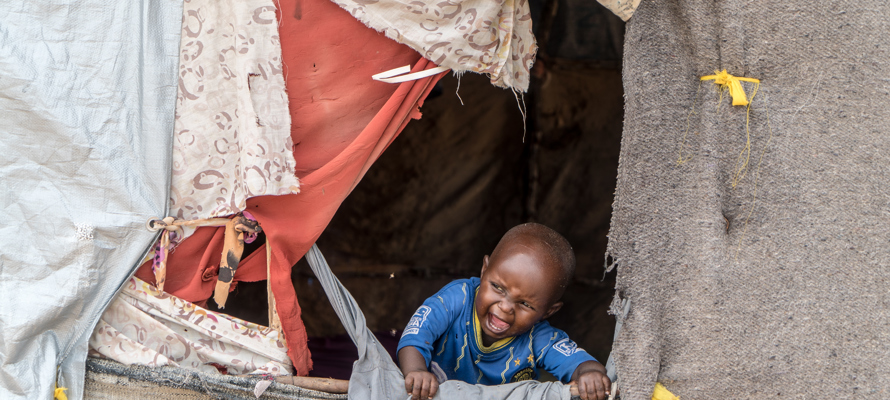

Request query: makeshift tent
[{"left": 2, "top": 0, "right": 558, "bottom": 398}]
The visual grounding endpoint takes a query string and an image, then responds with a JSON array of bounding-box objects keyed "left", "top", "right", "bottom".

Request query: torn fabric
[
  {"left": 329, "top": 0, "right": 537, "bottom": 91},
  {"left": 135, "top": 0, "right": 447, "bottom": 375},
  {"left": 0, "top": 1, "right": 180, "bottom": 399},
  {"left": 89, "top": 277, "right": 291, "bottom": 376},
  {"left": 170, "top": 0, "right": 300, "bottom": 225},
  {"left": 595, "top": 0, "right": 642, "bottom": 22}
]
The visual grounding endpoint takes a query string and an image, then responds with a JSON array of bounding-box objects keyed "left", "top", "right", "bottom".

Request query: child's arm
[
  {"left": 570, "top": 360, "right": 611, "bottom": 400},
  {"left": 398, "top": 346, "right": 439, "bottom": 400},
  {"left": 398, "top": 280, "right": 472, "bottom": 399},
  {"left": 532, "top": 328, "right": 610, "bottom": 400}
]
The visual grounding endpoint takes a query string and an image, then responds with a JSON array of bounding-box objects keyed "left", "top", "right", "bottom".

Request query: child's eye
[
  {"left": 491, "top": 283, "right": 504, "bottom": 292},
  {"left": 520, "top": 301, "right": 534, "bottom": 310}
]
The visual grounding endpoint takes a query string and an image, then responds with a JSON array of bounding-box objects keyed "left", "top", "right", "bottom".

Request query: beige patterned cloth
[
  {"left": 89, "top": 278, "right": 292, "bottom": 376},
  {"left": 330, "top": 0, "right": 537, "bottom": 92},
  {"left": 170, "top": 0, "right": 299, "bottom": 222},
  {"left": 595, "top": 0, "right": 642, "bottom": 21}
]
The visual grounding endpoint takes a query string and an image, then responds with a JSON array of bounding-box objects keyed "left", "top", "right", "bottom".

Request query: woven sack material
[
  {"left": 608, "top": 1, "right": 890, "bottom": 399},
  {"left": 84, "top": 357, "right": 346, "bottom": 400}
]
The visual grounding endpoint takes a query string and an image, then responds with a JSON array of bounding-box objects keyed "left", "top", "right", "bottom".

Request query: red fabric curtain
[{"left": 135, "top": 0, "right": 445, "bottom": 375}]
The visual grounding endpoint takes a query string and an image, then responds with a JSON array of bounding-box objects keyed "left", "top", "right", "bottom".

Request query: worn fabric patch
[
  {"left": 89, "top": 277, "right": 292, "bottom": 376},
  {"left": 170, "top": 0, "right": 299, "bottom": 223},
  {"left": 595, "top": 0, "right": 642, "bottom": 21},
  {"left": 330, "top": 0, "right": 537, "bottom": 91}
]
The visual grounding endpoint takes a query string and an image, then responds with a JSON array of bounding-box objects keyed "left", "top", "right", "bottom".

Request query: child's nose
[{"left": 497, "top": 300, "right": 514, "bottom": 314}]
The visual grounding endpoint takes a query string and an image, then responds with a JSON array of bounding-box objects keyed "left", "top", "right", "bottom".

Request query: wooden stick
[
  {"left": 274, "top": 376, "right": 349, "bottom": 394},
  {"left": 272, "top": 377, "right": 597, "bottom": 397}
]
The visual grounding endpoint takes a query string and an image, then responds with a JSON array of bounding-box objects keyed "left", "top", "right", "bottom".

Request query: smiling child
[{"left": 397, "top": 223, "right": 611, "bottom": 400}]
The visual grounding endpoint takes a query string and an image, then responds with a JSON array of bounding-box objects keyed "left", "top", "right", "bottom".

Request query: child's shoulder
[
  {"left": 528, "top": 319, "right": 567, "bottom": 346},
  {"left": 529, "top": 319, "right": 591, "bottom": 360},
  {"left": 434, "top": 277, "right": 479, "bottom": 296},
  {"left": 425, "top": 277, "right": 479, "bottom": 312}
]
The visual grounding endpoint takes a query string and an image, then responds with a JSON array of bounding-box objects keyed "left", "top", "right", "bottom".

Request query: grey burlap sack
[{"left": 608, "top": 1, "right": 890, "bottom": 399}]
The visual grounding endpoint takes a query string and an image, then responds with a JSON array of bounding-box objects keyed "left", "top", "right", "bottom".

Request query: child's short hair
[{"left": 499, "top": 222, "right": 576, "bottom": 288}]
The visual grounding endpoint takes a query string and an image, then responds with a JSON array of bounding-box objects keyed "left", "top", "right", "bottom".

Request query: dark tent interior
[{"left": 213, "top": 0, "right": 628, "bottom": 381}]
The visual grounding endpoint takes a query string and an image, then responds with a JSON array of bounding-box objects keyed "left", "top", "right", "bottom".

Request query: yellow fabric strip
[
  {"left": 652, "top": 382, "right": 680, "bottom": 400},
  {"left": 154, "top": 231, "right": 170, "bottom": 292},
  {"left": 437, "top": 335, "right": 449, "bottom": 356},
  {"left": 701, "top": 69, "right": 760, "bottom": 106},
  {"left": 54, "top": 386, "right": 68, "bottom": 400},
  {"left": 455, "top": 333, "right": 468, "bottom": 372},
  {"left": 500, "top": 346, "right": 515, "bottom": 384}
]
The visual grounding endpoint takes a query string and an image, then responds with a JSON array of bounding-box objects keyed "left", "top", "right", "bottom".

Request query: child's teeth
[{"left": 490, "top": 315, "right": 509, "bottom": 330}]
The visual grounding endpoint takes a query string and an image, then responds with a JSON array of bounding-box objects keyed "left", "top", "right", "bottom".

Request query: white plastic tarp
[{"left": 0, "top": 1, "right": 181, "bottom": 399}]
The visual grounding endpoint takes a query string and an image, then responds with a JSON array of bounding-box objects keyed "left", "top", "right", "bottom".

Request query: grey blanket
[{"left": 608, "top": 0, "right": 890, "bottom": 398}]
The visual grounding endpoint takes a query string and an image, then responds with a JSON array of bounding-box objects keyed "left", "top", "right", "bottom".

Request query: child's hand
[
  {"left": 404, "top": 370, "right": 439, "bottom": 400},
  {"left": 570, "top": 361, "right": 612, "bottom": 400}
]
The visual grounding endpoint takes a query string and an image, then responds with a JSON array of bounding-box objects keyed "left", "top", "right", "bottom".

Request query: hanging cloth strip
[{"left": 213, "top": 215, "right": 262, "bottom": 308}]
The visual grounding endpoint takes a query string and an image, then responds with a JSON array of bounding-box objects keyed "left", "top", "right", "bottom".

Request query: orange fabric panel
[
  {"left": 248, "top": 58, "right": 442, "bottom": 375},
  {"left": 133, "top": 227, "right": 224, "bottom": 301},
  {"left": 284, "top": 0, "right": 423, "bottom": 177},
  {"left": 135, "top": 0, "right": 444, "bottom": 375}
]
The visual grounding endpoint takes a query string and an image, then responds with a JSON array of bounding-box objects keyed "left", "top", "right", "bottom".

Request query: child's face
[{"left": 474, "top": 237, "right": 563, "bottom": 346}]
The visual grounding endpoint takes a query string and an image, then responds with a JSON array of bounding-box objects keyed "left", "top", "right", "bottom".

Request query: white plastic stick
[{"left": 372, "top": 65, "right": 449, "bottom": 83}]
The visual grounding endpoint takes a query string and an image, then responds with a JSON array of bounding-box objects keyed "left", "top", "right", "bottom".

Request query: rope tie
[
  {"left": 700, "top": 69, "right": 760, "bottom": 106},
  {"left": 145, "top": 214, "right": 261, "bottom": 294}
]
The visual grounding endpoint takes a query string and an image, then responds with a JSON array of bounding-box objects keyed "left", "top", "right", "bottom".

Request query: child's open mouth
[{"left": 487, "top": 313, "right": 510, "bottom": 334}]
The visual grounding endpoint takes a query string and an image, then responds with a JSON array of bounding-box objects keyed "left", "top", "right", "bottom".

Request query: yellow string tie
[
  {"left": 701, "top": 69, "right": 760, "bottom": 106},
  {"left": 54, "top": 386, "right": 68, "bottom": 400}
]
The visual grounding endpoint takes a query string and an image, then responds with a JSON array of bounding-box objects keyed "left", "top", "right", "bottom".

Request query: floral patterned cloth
[
  {"left": 170, "top": 0, "right": 300, "bottom": 224},
  {"left": 595, "top": 0, "right": 642, "bottom": 21},
  {"left": 330, "top": 0, "right": 537, "bottom": 91},
  {"left": 89, "top": 278, "right": 292, "bottom": 376}
]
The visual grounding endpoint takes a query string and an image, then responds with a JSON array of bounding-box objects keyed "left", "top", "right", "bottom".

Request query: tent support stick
[{"left": 273, "top": 376, "right": 349, "bottom": 394}]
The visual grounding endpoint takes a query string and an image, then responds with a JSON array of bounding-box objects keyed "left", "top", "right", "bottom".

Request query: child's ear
[
  {"left": 543, "top": 301, "right": 563, "bottom": 319},
  {"left": 481, "top": 255, "right": 490, "bottom": 276}
]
